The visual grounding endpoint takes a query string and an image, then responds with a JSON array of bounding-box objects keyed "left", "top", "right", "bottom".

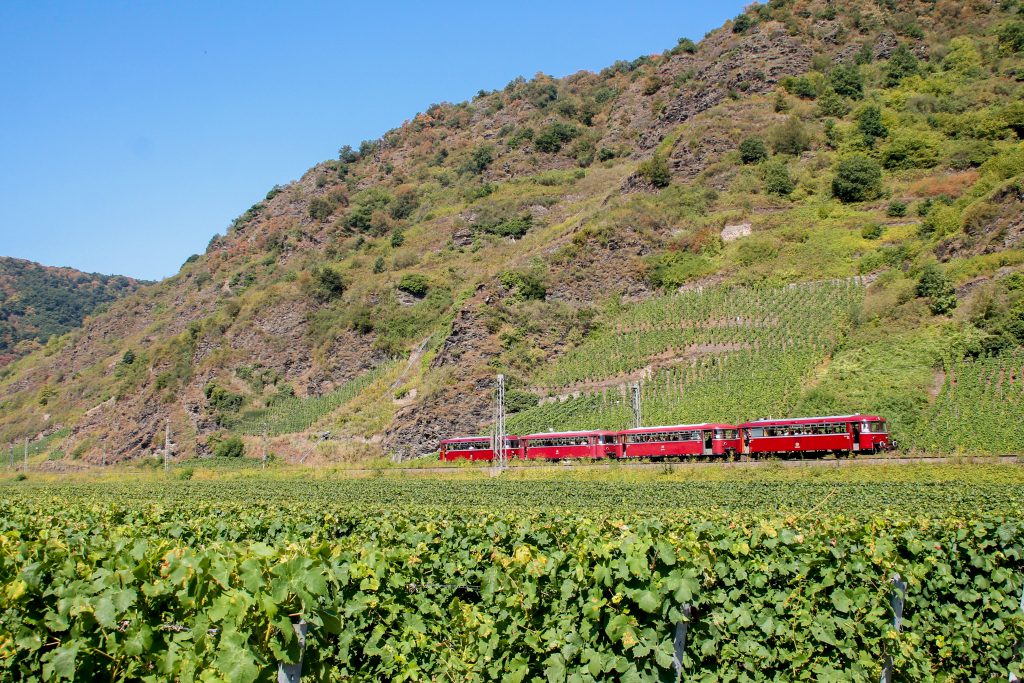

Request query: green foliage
[
  {"left": 308, "top": 197, "right": 335, "bottom": 221},
  {"left": 212, "top": 434, "right": 245, "bottom": 458},
  {"left": 881, "top": 133, "right": 940, "bottom": 170},
  {"left": 1, "top": 477, "right": 1021, "bottom": 680},
  {"left": 769, "top": 116, "right": 811, "bottom": 155},
  {"left": 460, "top": 145, "right": 494, "bottom": 175},
  {"left": 499, "top": 271, "right": 547, "bottom": 300},
  {"left": 121, "top": 349, "right": 135, "bottom": 366},
  {"left": 475, "top": 211, "right": 533, "bottom": 239},
  {"left": 886, "top": 200, "right": 907, "bottom": 217},
  {"left": 738, "top": 136, "right": 768, "bottom": 164},
  {"left": 829, "top": 64, "right": 863, "bottom": 99},
  {"left": 832, "top": 154, "right": 882, "bottom": 203},
  {"left": 861, "top": 223, "right": 884, "bottom": 240},
  {"left": 372, "top": 256, "right": 386, "bottom": 274},
  {"left": 732, "top": 12, "right": 753, "bottom": 33},
  {"left": 644, "top": 252, "right": 713, "bottom": 289},
  {"left": 505, "top": 389, "right": 540, "bottom": 413},
  {"left": 884, "top": 45, "right": 920, "bottom": 87},
  {"left": 233, "top": 365, "right": 392, "bottom": 436},
  {"left": 311, "top": 266, "right": 346, "bottom": 301},
  {"left": 942, "top": 37, "right": 983, "bottom": 78},
  {"left": 781, "top": 75, "right": 819, "bottom": 99},
  {"left": 815, "top": 89, "right": 849, "bottom": 118},
  {"left": 534, "top": 122, "right": 579, "bottom": 153},
  {"left": 916, "top": 263, "right": 957, "bottom": 315},
  {"left": 204, "top": 384, "right": 244, "bottom": 426},
  {"left": 0, "top": 258, "right": 142, "bottom": 355},
  {"left": 762, "top": 159, "right": 794, "bottom": 197},
  {"left": 344, "top": 188, "right": 394, "bottom": 232},
  {"left": 397, "top": 274, "right": 430, "bottom": 297},
  {"left": 674, "top": 37, "right": 697, "bottom": 54},
  {"left": 637, "top": 155, "right": 671, "bottom": 188},
  {"left": 997, "top": 21, "right": 1024, "bottom": 54},
  {"left": 390, "top": 231, "right": 405, "bottom": 248},
  {"left": 856, "top": 105, "right": 888, "bottom": 146}
]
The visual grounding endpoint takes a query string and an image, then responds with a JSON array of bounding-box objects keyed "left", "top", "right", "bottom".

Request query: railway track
[{"left": 348, "top": 454, "right": 1022, "bottom": 477}]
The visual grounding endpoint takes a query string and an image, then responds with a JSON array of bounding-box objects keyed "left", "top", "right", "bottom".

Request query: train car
[
  {"left": 618, "top": 423, "right": 741, "bottom": 459},
  {"left": 521, "top": 430, "right": 622, "bottom": 460},
  {"left": 738, "top": 414, "right": 893, "bottom": 456},
  {"left": 439, "top": 436, "right": 523, "bottom": 461}
]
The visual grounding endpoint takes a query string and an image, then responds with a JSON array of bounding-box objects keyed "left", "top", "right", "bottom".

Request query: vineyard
[
  {"left": 907, "top": 350, "right": 1024, "bottom": 454},
  {"left": 231, "top": 364, "right": 395, "bottom": 437},
  {"left": 510, "top": 282, "right": 863, "bottom": 435},
  {"left": 1, "top": 472, "right": 1022, "bottom": 681}
]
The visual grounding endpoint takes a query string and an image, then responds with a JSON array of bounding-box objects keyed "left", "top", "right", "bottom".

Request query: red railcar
[
  {"left": 439, "top": 436, "right": 524, "bottom": 461},
  {"left": 739, "top": 414, "right": 893, "bottom": 456},
  {"left": 521, "top": 430, "right": 622, "bottom": 460},
  {"left": 618, "top": 423, "right": 741, "bottom": 459}
]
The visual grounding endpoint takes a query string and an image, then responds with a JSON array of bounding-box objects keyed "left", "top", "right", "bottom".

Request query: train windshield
[
  {"left": 861, "top": 420, "right": 887, "bottom": 433},
  {"left": 715, "top": 429, "right": 738, "bottom": 439}
]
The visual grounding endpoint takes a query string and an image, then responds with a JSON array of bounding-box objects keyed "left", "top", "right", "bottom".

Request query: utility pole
[
  {"left": 493, "top": 374, "right": 506, "bottom": 470},
  {"left": 164, "top": 420, "right": 171, "bottom": 474},
  {"left": 631, "top": 384, "right": 642, "bottom": 430}
]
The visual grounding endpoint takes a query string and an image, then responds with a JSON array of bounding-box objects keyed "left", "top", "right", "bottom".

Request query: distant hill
[
  {"left": 2, "top": 0, "right": 1024, "bottom": 463},
  {"left": 0, "top": 257, "right": 147, "bottom": 365}
]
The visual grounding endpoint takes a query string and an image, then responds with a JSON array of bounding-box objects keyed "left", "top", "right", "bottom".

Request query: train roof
[
  {"left": 522, "top": 429, "right": 617, "bottom": 439},
  {"left": 619, "top": 423, "right": 738, "bottom": 433},
  {"left": 739, "top": 414, "right": 884, "bottom": 427},
  {"left": 441, "top": 435, "right": 520, "bottom": 444}
]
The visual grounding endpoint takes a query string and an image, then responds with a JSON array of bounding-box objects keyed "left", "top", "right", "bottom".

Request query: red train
[{"left": 439, "top": 414, "right": 894, "bottom": 462}]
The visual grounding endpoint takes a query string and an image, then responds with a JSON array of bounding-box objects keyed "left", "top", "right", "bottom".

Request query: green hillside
[{"left": 2, "top": 0, "right": 1024, "bottom": 462}]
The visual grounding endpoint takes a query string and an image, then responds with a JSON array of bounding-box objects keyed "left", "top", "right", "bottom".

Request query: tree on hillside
[
  {"left": 739, "top": 136, "right": 768, "bottom": 164},
  {"left": 916, "top": 263, "right": 957, "bottom": 315},
  {"left": 832, "top": 155, "right": 882, "bottom": 203},
  {"left": 857, "top": 105, "right": 888, "bottom": 147},
  {"left": 829, "top": 64, "right": 863, "bottom": 99}
]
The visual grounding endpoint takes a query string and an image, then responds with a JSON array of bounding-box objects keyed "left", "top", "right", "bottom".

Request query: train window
[
  {"left": 748, "top": 427, "right": 764, "bottom": 438},
  {"left": 715, "top": 429, "right": 737, "bottom": 439},
  {"left": 862, "top": 421, "right": 887, "bottom": 433}
]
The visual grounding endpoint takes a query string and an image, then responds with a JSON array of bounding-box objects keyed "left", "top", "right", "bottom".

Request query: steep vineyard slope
[{"left": 2, "top": 0, "right": 1024, "bottom": 462}]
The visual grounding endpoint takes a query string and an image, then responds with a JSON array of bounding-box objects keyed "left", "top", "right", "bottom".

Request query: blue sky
[{"left": 0, "top": 1, "right": 747, "bottom": 280}]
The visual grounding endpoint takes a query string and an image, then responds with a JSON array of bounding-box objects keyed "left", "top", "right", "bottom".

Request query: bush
[
  {"left": 769, "top": 116, "right": 811, "bottom": 155},
  {"left": 829, "top": 64, "right": 863, "bottom": 99},
  {"left": 886, "top": 200, "right": 907, "bottom": 217},
  {"left": 121, "top": 349, "right": 135, "bottom": 366},
  {"left": 534, "top": 122, "right": 579, "bottom": 153},
  {"left": 478, "top": 213, "right": 533, "bottom": 239},
  {"left": 674, "top": 37, "right": 697, "bottom": 54},
  {"left": 856, "top": 105, "right": 888, "bottom": 146},
  {"left": 732, "top": 13, "right": 753, "bottom": 33},
  {"left": 832, "top": 155, "right": 883, "bottom": 203},
  {"left": 460, "top": 145, "right": 494, "bottom": 175},
  {"left": 884, "top": 45, "right": 920, "bottom": 87},
  {"left": 916, "top": 263, "right": 957, "bottom": 315},
  {"left": 762, "top": 159, "right": 794, "bottom": 197},
  {"left": 881, "top": 134, "right": 940, "bottom": 170},
  {"left": 739, "top": 136, "right": 768, "bottom": 164},
  {"left": 397, "top": 274, "right": 430, "bottom": 297},
  {"left": 309, "top": 197, "right": 335, "bottom": 221},
  {"left": 373, "top": 256, "right": 386, "bottom": 273},
  {"left": 204, "top": 384, "right": 244, "bottom": 414},
  {"left": 815, "top": 89, "right": 848, "bottom": 118},
  {"left": 782, "top": 75, "right": 818, "bottom": 99},
  {"left": 390, "top": 231, "right": 405, "bottom": 248},
  {"left": 505, "top": 389, "right": 540, "bottom": 413},
  {"left": 499, "top": 271, "right": 547, "bottom": 300},
  {"left": 213, "top": 436, "right": 245, "bottom": 458},
  {"left": 637, "top": 155, "right": 671, "bottom": 188},
  {"left": 861, "top": 223, "right": 884, "bottom": 240},
  {"left": 312, "top": 266, "right": 346, "bottom": 301},
  {"left": 998, "top": 21, "right": 1024, "bottom": 54}
]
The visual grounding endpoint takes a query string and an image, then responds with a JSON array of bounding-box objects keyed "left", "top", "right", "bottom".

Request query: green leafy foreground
[{"left": 1, "top": 475, "right": 1022, "bottom": 681}]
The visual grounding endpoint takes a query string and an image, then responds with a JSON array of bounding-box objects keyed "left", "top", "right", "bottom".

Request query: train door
[
  {"left": 851, "top": 422, "right": 861, "bottom": 452},
  {"left": 702, "top": 430, "right": 713, "bottom": 456}
]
